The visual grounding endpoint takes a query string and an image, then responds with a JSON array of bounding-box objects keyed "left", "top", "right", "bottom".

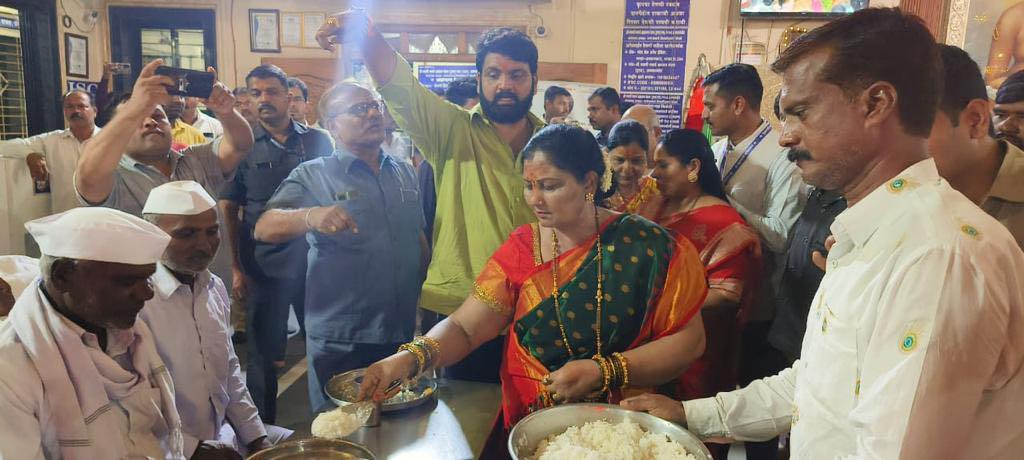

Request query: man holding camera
[{"left": 75, "top": 59, "right": 254, "bottom": 217}]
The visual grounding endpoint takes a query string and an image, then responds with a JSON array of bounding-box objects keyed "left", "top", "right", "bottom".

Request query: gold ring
[
  {"left": 325, "top": 17, "right": 339, "bottom": 27},
  {"left": 328, "top": 225, "right": 338, "bottom": 233},
  {"left": 551, "top": 392, "right": 565, "bottom": 403},
  {"left": 542, "top": 375, "right": 552, "bottom": 385}
]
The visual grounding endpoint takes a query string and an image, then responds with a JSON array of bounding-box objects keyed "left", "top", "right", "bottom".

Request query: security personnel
[{"left": 220, "top": 64, "right": 333, "bottom": 423}]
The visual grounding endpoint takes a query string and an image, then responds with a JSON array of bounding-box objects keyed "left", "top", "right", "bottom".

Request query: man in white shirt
[
  {"left": 139, "top": 181, "right": 289, "bottom": 458},
  {"left": 182, "top": 97, "right": 225, "bottom": 140},
  {"left": 700, "top": 61, "right": 805, "bottom": 459},
  {"left": 0, "top": 90, "right": 100, "bottom": 214},
  {"left": 623, "top": 8, "right": 1024, "bottom": 458},
  {"left": 0, "top": 207, "right": 185, "bottom": 459}
]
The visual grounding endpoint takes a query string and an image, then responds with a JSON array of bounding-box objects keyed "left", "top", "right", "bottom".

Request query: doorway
[{"left": 108, "top": 6, "right": 216, "bottom": 90}]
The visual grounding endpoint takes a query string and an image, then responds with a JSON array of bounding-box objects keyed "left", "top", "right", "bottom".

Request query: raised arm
[
  {"left": 201, "top": 68, "right": 254, "bottom": 173},
  {"left": 315, "top": 10, "right": 462, "bottom": 163},
  {"left": 75, "top": 59, "right": 174, "bottom": 205}
]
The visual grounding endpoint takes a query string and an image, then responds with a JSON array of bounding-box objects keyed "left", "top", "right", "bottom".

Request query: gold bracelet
[
  {"left": 591, "top": 355, "right": 611, "bottom": 394},
  {"left": 414, "top": 336, "right": 441, "bottom": 367},
  {"left": 613, "top": 352, "right": 630, "bottom": 389},
  {"left": 398, "top": 343, "right": 426, "bottom": 377}
]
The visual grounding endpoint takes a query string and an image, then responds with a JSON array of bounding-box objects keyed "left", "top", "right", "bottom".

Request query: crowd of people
[{"left": 0, "top": 5, "right": 1023, "bottom": 459}]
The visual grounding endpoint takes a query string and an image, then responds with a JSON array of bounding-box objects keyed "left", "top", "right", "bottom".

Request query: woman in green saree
[{"left": 359, "top": 124, "right": 708, "bottom": 432}]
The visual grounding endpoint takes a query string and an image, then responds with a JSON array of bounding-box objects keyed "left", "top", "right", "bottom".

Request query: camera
[{"left": 535, "top": 25, "right": 548, "bottom": 38}]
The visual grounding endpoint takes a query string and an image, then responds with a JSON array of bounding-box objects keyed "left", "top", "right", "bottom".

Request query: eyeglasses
[{"left": 332, "top": 100, "right": 383, "bottom": 118}]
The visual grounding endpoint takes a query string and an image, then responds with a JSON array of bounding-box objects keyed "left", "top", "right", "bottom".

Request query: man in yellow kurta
[{"left": 315, "top": 12, "right": 543, "bottom": 381}]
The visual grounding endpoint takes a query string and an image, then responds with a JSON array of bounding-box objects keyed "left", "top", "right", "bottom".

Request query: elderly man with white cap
[
  {"left": 138, "top": 181, "right": 290, "bottom": 459},
  {"left": 0, "top": 207, "right": 186, "bottom": 459}
]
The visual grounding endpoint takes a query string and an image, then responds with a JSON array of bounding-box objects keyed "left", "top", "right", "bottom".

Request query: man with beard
[
  {"left": 930, "top": 46, "right": 1024, "bottom": 247},
  {"left": 587, "top": 87, "right": 622, "bottom": 147},
  {"left": 315, "top": 12, "right": 544, "bottom": 383},
  {"left": 543, "top": 85, "right": 574, "bottom": 123},
  {"left": 139, "top": 181, "right": 291, "bottom": 458},
  {"left": 255, "top": 83, "right": 428, "bottom": 413},
  {"left": 74, "top": 59, "right": 254, "bottom": 217},
  {"left": 166, "top": 93, "right": 209, "bottom": 150},
  {"left": 0, "top": 207, "right": 185, "bottom": 459},
  {"left": 0, "top": 90, "right": 100, "bottom": 214},
  {"left": 623, "top": 8, "right": 1024, "bottom": 457},
  {"left": 219, "top": 64, "right": 333, "bottom": 422}
]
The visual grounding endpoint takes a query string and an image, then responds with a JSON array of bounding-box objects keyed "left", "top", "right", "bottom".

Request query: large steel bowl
[
  {"left": 325, "top": 368, "right": 437, "bottom": 412},
  {"left": 508, "top": 403, "right": 711, "bottom": 459},
  {"left": 246, "top": 438, "right": 375, "bottom": 460}
]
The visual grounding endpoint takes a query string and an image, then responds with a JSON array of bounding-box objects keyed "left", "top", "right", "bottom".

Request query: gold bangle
[
  {"left": 591, "top": 355, "right": 611, "bottom": 394},
  {"left": 414, "top": 336, "right": 441, "bottom": 367},
  {"left": 398, "top": 343, "right": 426, "bottom": 377},
  {"left": 613, "top": 352, "right": 630, "bottom": 389}
]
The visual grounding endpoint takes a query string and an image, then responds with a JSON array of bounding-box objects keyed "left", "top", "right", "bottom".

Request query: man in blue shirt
[
  {"left": 220, "top": 64, "right": 333, "bottom": 422},
  {"left": 255, "top": 82, "right": 428, "bottom": 413}
]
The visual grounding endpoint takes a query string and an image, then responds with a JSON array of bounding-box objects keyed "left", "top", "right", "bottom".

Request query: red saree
[
  {"left": 654, "top": 204, "right": 761, "bottom": 401},
  {"left": 472, "top": 213, "right": 708, "bottom": 428}
]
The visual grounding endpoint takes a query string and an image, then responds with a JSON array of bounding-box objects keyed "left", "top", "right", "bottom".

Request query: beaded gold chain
[{"left": 550, "top": 208, "right": 605, "bottom": 359}]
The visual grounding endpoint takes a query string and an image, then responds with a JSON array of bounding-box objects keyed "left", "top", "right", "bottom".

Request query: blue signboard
[
  {"left": 620, "top": 0, "right": 690, "bottom": 128},
  {"left": 413, "top": 62, "right": 477, "bottom": 95}
]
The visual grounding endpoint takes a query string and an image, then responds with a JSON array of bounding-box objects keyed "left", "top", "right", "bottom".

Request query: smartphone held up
[{"left": 155, "top": 66, "right": 214, "bottom": 98}]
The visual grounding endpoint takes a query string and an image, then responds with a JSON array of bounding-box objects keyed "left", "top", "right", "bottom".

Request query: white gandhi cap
[
  {"left": 25, "top": 207, "right": 171, "bottom": 265},
  {"left": 142, "top": 180, "right": 217, "bottom": 216}
]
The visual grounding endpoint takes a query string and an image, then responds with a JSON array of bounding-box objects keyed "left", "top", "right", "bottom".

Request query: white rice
[
  {"left": 531, "top": 420, "right": 697, "bottom": 460},
  {"left": 310, "top": 408, "right": 362, "bottom": 439}
]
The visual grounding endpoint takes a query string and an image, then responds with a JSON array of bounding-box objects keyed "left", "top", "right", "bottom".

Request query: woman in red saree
[
  {"left": 603, "top": 120, "right": 661, "bottom": 216},
  {"left": 359, "top": 125, "right": 708, "bottom": 435},
  {"left": 646, "top": 129, "right": 761, "bottom": 403}
]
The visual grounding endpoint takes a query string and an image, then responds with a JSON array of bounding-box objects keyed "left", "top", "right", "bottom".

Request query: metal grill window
[{"left": 0, "top": 7, "right": 27, "bottom": 141}]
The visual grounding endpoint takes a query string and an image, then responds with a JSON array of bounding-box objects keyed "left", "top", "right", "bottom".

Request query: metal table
[{"left": 345, "top": 379, "right": 502, "bottom": 460}]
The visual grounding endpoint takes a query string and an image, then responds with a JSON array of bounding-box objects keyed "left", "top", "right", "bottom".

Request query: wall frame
[
  {"left": 64, "top": 33, "right": 88, "bottom": 78},
  {"left": 946, "top": 0, "right": 1024, "bottom": 87},
  {"left": 249, "top": 9, "right": 280, "bottom": 53}
]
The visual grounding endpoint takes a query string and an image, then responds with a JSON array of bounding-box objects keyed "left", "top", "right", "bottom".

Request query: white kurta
[
  {"left": 190, "top": 112, "right": 224, "bottom": 139},
  {"left": 712, "top": 120, "right": 805, "bottom": 320},
  {"left": 139, "top": 264, "right": 266, "bottom": 455},
  {"left": 0, "top": 126, "right": 100, "bottom": 214},
  {"left": 684, "top": 159, "right": 1024, "bottom": 458},
  {"left": 0, "top": 282, "right": 182, "bottom": 460}
]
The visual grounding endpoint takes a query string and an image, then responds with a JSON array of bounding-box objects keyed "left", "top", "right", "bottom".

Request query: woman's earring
[
  {"left": 687, "top": 171, "right": 699, "bottom": 183},
  {"left": 585, "top": 192, "right": 595, "bottom": 203}
]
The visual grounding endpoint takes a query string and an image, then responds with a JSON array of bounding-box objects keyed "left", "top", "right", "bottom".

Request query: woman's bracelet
[{"left": 397, "top": 343, "right": 426, "bottom": 378}]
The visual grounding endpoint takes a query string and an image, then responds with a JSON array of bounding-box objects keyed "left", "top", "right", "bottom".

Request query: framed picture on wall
[
  {"left": 281, "top": 12, "right": 302, "bottom": 47},
  {"left": 948, "top": 0, "right": 1024, "bottom": 88},
  {"left": 302, "top": 13, "right": 326, "bottom": 48},
  {"left": 65, "top": 33, "right": 89, "bottom": 78},
  {"left": 249, "top": 9, "right": 280, "bottom": 53}
]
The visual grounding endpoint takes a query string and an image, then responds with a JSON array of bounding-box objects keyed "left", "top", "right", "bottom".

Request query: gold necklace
[{"left": 550, "top": 209, "right": 604, "bottom": 359}]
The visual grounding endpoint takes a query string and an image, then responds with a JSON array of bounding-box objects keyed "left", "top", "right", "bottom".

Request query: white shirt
[
  {"left": 712, "top": 120, "right": 805, "bottom": 319},
  {"left": 189, "top": 111, "right": 224, "bottom": 140},
  {"left": 0, "top": 288, "right": 172, "bottom": 460},
  {"left": 0, "top": 126, "right": 100, "bottom": 213},
  {"left": 684, "top": 159, "right": 1024, "bottom": 458},
  {"left": 139, "top": 264, "right": 266, "bottom": 454}
]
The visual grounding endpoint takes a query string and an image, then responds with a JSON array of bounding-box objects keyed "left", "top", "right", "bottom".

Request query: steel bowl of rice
[{"left": 508, "top": 403, "right": 711, "bottom": 460}]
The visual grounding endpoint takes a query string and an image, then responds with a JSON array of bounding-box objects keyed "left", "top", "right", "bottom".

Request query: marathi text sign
[
  {"left": 413, "top": 62, "right": 477, "bottom": 95},
  {"left": 620, "top": 0, "right": 690, "bottom": 128}
]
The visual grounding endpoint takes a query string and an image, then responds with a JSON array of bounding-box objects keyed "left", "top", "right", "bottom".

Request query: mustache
[
  {"left": 787, "top": 148, "right": 812, "bottom": 162},
  {"left": 493, "top": 91, "right": 519, "bottom": 102},
  {"left": 258, "top": 104, "right": 276, "bottom": 111},
  {"left": 69, "top": 113, "right": 84, "bottom": 120}
]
